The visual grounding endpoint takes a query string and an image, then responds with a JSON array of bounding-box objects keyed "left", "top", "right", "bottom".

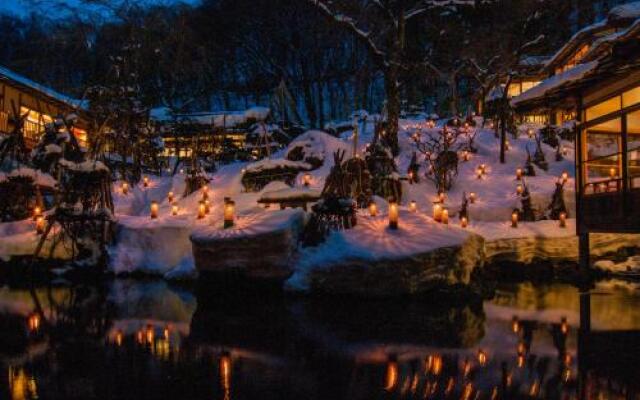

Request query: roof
[
  {"left": 543, "top": 21, "right": 610, "bottom": 71},
  {"left": 511, "top": 61, "right": 599, "bottom": 107},
  {"left": 608, "top": 1, "right": 640, "bottom": 26},
  {"left": 0, "top": 65, "right": 87, "bottom": 110}
]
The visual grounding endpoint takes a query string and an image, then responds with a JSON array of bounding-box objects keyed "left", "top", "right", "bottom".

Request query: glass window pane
[
  {"left": 629, "top": 134, "right": 640, "bottom": 189},
  {"left": 627, "top": 110, "right": 640, "bottom": 134},
  {"left": 587, "top": 118, "right": 621, "bottom": 133},
  {"left": 584, "top": 117, "right": 621, "bottom": 187},
  {"left": 623, "top": 86, "right": 640, "bottom": 108},
  {"left": 586, "top": 96, "right": 621, "bottom": 121}
]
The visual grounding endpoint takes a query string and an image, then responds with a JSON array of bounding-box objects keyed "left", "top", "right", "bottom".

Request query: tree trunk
[{"left": 384, "top": 67, "right": 400, "bottom": 155}]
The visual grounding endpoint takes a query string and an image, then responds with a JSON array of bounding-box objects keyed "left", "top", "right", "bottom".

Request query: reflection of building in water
[{"left": 8, "top": 367, "right": 38, "bottom": 400}]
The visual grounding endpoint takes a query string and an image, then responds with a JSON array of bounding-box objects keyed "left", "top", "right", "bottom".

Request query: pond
[{"left": 0, "top": 277, "right": 639, "bottom": 400}]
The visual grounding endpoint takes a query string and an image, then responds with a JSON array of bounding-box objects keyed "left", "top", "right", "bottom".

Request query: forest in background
[{"left": 0, "top": 0, "right": 628, "bottom": 127}]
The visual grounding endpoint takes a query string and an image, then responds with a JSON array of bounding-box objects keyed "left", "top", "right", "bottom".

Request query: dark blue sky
[{"left": 0, "top": 0, "right": 200, "bottom": 18}]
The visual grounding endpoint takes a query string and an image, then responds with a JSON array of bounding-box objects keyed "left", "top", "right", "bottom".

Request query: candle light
[
  {"left": 460, "top": 216, "right": 468, "bottom": 228},
  {"left": 409, "top": 200, "right": 417, "bottom": 213},
  {"left": 388, "top": 200, "right": 399, "bottom": 230},
  {"left": 122, "top": 182, "right": 129, "bottom": 195},
  {"left": 224, "top": 200, "right": 235, "bottom": 229},
  {"left": 197, "top": 201, "right": 206, "bottom": 219},
  {"left": 168, "top": 191, "right": 174, "bottom": 203},
  {"left": 143, "top": 176, "right": 149, "bottom": 187},
  {"left": 204, "top": 199, "right": 211, "bottom": 214},
  {"left": 202, "top": 186, "right": 209, "bottom": 200},
  {"left": 561, "top": 317, "right": 569, "bottom": 335},
  {"left": 438, "top": 192, "right": 445, "bottom": 203},
  {"left": 150, "top": 201, "right": 159, "bottom": 219},
  {"left": 477, "top": 349, "right": 488, "bottom": 367},
  {"left": 528, "top": 129, "right": 534, "bottom": 138},
  {"left": 441, "top": 209, "right": 449, "bottom": 224},
  {"left": 516, "top": 184, "right": 524, "bottom": 195},
  {"left": 171, "top": 204, "right": 178, "bottom": 216},
  {"left": 516, "top": 168, "right": 522, "bottom": 180},
  {"left": 303, "top": 173, "right": 311, "bottom": 187},
  {"left": 561, "top": 171, "right": 568, "bottom": 184},
  {"left": 511, "top": 211, "right": 519, "bottom": 228},
  {"left": 369, "top": 202, "right": 378, "bottom": 217},
  {"left": 609, "top": 167, "right": 617, "bottom": 178},
  {"left": 35, "top": 216, "right": 45, "bottom": 235},
  {"left": 480, "top": 164, "right": 487, "bottom": 174},
  {"left": 559, "top": 212, "right": 567, "bottom": 228},
  {"left": 562, "top": 146, "right": 568, "bottom": 156},
  {"left": 462, "top": 150, "right": 470, "bottom": 162},
  {"left": 433, "top": 204, "right": 443, "bottom": 222},
  {"left": 476, "top": 168, "right": 483, "bottom": 180},
  {"left": 469, "top": 192, "right": 476, "bottom": 204},
  {"left": 28, "top": 313, "right": 40, "bottom": 332}
]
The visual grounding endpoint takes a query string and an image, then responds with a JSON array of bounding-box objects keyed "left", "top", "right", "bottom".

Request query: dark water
[{"left": 1, "top": 278, "right": 639, "bottom": 400}]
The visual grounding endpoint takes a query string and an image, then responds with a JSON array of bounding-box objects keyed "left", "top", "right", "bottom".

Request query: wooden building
[
  {"left": 513, "top": 9, "right": 640, "bottom": 266},
  {"left": 0, "top": 65, "right": 89, "bottom": 149}
]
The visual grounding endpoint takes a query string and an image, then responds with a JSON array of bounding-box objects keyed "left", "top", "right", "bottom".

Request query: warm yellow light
[
  {"left": 224, "top": 200, "right": 235, "bottom": 228},
  {"left": 433, "top": 204, "right": 443, "bottom": 222},
  {"left": 204, "top": 199, "right": 211, "bottom": 214},
  {"left": 150, "top": 201, "right": 159, "bottom": 219},
  {"left": 441, "top": 209, "right": 449, "bottom": 224},
  {"left": 438, "top": 192, "right": 445, "bottom": 203},
  {"left": 220, "top": 354, "right": 232, "bottom": 393},
  {"left": 388, "top": 201, "right": 399, "bottom": 229},
  {"left": 462, "top": 150, "right": 470, "bottom": 161},
  {"left": 559, "top": 212, "right": 567, "bottom": 228},
  {"left": 122, "top": 182, "right": 129, "bottom": 195},
  {"left": 516, "top": 184, "right": 523, "bottom": 195},
  {"left": 460, "top": 216, "right": 468, "bottom": 228},
  {"left": 409, "top": 200, "right": 417, "bottom": 213},
  {"left": 171, "top": 204, "right": 178, "bottom": 216},
  {"left": 168, "top": 191, "right": 174, "bottom": 203},
  {"left": 516, "top": 168, "right": 522, "bottom": 180},
  {"left": 115, "top": 330, "right": 123, "bottom": 346},
  {"left": 512, "top": 316, "right": 519, "bottom": 333},
  {"left": 35, "top": 216, "right": 45, "bottom": 235},
  {"left": 609, "top": 167, "right": 617, "bottom": 178},
  {"left": 202, "top": 186, "right": 209, "bottom": 201},
  {"left": 561, "top": 171, "right": 568, "bottom": 183},
  {"left": 33, "top": 206, "right": 42, "bottom": 220},
  {"left": 477, "top": 349, "right": 488, "bottom": 366},
  {"left": 143, "top": 176, "right": 149, "bottom": 187},
  {"left": 369, "top": 202, "right": 378, "bottom": 217},
  {"left": 561, "top": 317, "right": 569, "bottom": 335},
  {"left": 146, "top": 325, "right": 154, "bottom": 344},
  {"left": 303, "top": 173, "right": 311, "bottom": 187},
  {"left": 511, "top": 211, "right": 519, "bottom": 228},
  {"left": 469, "top": 192, "right": 476, "bottom": 204},
  {"left": 384, "top": 361, "right": 398, "bottom": 391},
  {"left": 476, "top": 168, "right": 483, "bottom": 179},
  {"left": 27, "top": 313, "right": 40, "bottom": 332},
  {"left": 197, "top": 201, "right": 206, "bottom": 219}
]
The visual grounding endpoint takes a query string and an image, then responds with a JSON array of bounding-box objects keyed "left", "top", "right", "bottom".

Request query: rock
[
  {"left": 305, "top": 233, "right": 485, "bottom": 297},
  {"left": 190, "top": 209, "right": 306, "bottom": 282}
]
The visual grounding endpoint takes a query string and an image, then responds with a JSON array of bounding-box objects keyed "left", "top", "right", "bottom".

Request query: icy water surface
[{"left": 0, "top": 279, "right": 639, "bottom": 400}]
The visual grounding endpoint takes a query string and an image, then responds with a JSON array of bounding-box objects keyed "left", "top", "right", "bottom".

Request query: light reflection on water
[{"left": 0, "top": 279, "right": 638, "bottom": 399}]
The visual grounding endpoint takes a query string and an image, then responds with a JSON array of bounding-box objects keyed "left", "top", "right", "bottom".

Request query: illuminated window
[
  {"left": 72, "top": 127, "right": 88, "bottom": 148},
  {"left": 584, "top": 118, "right": 621, "bottom": 188},
  {"left": 20, "top": 106, "right": 53, "bottom": 144},
  {"left": 507, "top": 83, "right": 522, "bottom": 98},
  {"left": 556, "top": 44, "right": 590, "bottom": 74},
  {"left": 622, "top": 86, "right": 640, "bottom": 108},
  {"left": 520, "top": 81, "right": 540, "bottom": 92},
  {"left": 585, "top": 96, "right": 621, "bottom": 121},
  {"left": 523, "top": 114, "right": 548, "bottom": 124},
  {"left": 626, "top": 110, "right": 640, "bottom": 188}
]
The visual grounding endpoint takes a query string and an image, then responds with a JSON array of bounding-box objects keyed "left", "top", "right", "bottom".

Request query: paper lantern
[
  {"left": 150, "top": 201, "right": 159, "bottom": 219},
  {"left": 224, "top": 200, "right": 235, "bottom": 229},
  {"left": 441, "top": 209, "right": 449, "bottom": 224},
  {"left": 171, "top": 204, "right": 178, "bottom": 216},
  {"left": 369, "top": 202, "right": 378, "bottom": 217},
  {"left": 511, "top": 211, "right": 519, "bottom": 228},
  {"left": 559, "top": 212, "right": 567, "bottom": 228},
  {"left": 433, "top": 204, "right": 443, "bottom": 222},
  {"left": 197, "top": 201, "right": 206, "bottom": 219},
  {"left": 409, "top": 200, "right": 417, "bottom": 213},
  {"left": 388, "top": 201, "right": 399, "bottom": 230}
]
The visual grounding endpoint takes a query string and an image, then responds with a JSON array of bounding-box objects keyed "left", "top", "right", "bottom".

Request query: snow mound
[{"left": 608, "top": 1, "right": 640, "bottom": 24}]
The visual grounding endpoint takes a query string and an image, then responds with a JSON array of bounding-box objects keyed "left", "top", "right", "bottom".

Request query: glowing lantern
[
  {"left": 388, "top": 200, "right": 399, "bottom": 230},
  {"left": 561, "top": 171, "right": 569, "bottom": 183},
  {"left": 167, "top": 191, "right": 174, "bottom": 203},
  {"left": 163, "top": 325, "right": 170, "bottom": 340},
  {"left": 197, "top": 201, "right": 206, "bottom": 219},
  {"left": 150, "top": 201, "right": 159, "bottom": 219},
  {"left": 143, "top": 176, "right": 149, "bottom": 187},
  {"left": 433, "top": 204, "right": 443, "bottom": 222},
  {"left": 224, "top": 200, "right": 235, "bottom": 229},
  {"left": 438, "top": 192, "right": 445, "bottom": 203},
  {"left": 171, "top": 204, "right": 178, "bottom": 216},
  {"left": 562, "top": 146, "right": 568, "bottom": 156},
  {"left": 480, "top": 164, "right": 487, "bottom": 174},
  {"left": 35, "top": 216, "right": 45, "bottom": 235},
  {"left": 460, "top": 216, "right": 468, "bottom": 228},
  {"left": 528, "top": 128, "right": 534, "bottom": 138},
  {"left": 409, "top": 200, "right": 417, "bottom": 213},
  {"left": 561, "top": 317, "right": 569, "bottom": 335},
  {"left": 33, "top": 206, "right": 42, "bottom": 221},
  {"left": 116, "top": 330, "right": 123, "bottom": 347},
  {"left": 441, "top": 209, "right": 449, "bottom": 224},
  {"left": 476, "top": 168, "right": 483, "bottom": 180},
  {"left": 146, "top": 324, "right": 154, "bottom": 344},
  {"left": 512, "top": 316, "right": 520, "bottom": 333},
  {"left": 518, "top": 354, "right": 525, "bottom": 368},
  {"left": 609, "top": 167, "right": 617, "bottom": 178},
  {"left": 462, "top": 150, "right": 470, "bottom": 162},
  {"left": 505, "top": 140, "right": 510, "bottom": 151},
  {"left": 220, "top": 353, "right": 232, "bottom": 393},
  {"left": 201, "top": 186, "right": 209, "bottom": 201},
  {"left": 122, "top": 182, "right": 129, "bottom": 195},
  {"left": 303, "top": 173, "right": 311, "bottom": 187},
  {"left": 511, "top": 211, "right": 519, "bottom": 228},
  {"left": 477, "top": 349, "right": 488, "bottom": 366},
  {"left": 559, "top": 212, "right": 567, "bottom": 228},
  {"left": 369, "top": 202, "right": 378, "bottom": 217},
  {"left": 469, "top": 192, "right": 476, "bottom": 204},
  {"left": 27, "top": 313, "right": 40, "bottom": 332},
  {"left": 516, "top": 168, "right": 523, "bottom": 180},
  {"left": 516, "top": 184, "right": 523, "bottom": 195}
]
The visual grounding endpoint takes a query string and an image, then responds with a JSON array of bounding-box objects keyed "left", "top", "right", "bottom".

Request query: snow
[
  {"left": 608, "top": 1, "right": 640, "bottom": 23},
  {"left": 0, "top": 167, "right": 58, "bottom": 189},
  {"left": 59, "top": 159, "right": 109, "bottom": 173},
  {"left": 0, "top": 65, "right": 87, "bottom": 110},
  {"left": 244, "top": 158, "right": 312, "bottom": 173},
  {"left": 259, "top": 187, "right": 322, "bottom": 202},
  {"left": 150, "top": 106, "right": 271, "bottom": 127},
  {"left": 511, "top": 61, "right": 598, "bottom": 106}
]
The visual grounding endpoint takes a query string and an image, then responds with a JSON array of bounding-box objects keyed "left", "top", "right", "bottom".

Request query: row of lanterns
[{"left": 149, "top": 186, "right": 236, "bottom": 228}]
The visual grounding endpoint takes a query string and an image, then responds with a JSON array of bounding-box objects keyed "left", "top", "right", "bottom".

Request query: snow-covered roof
[
  {"left": 519, "top": 55, "right": 551, "bottom": 67},
  {"left": 608, "top": 1, "right": 640, "bottom": 25},
  {"left": 0, "top": 65, "right": 87, "bottom": 110},
  {"left": 151, "top": 106, "right": 271, "bottom": 127},
  {"left": 544, "top": 21, "right": 608, "bottom": 70},
  {"left": 511, "top": 61, "right": 598, "bottom": 107}
]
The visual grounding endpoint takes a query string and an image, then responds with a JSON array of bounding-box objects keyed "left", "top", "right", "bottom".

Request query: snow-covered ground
[{"left": 0, "top": 117, "right": 605, "bottom": 288}]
